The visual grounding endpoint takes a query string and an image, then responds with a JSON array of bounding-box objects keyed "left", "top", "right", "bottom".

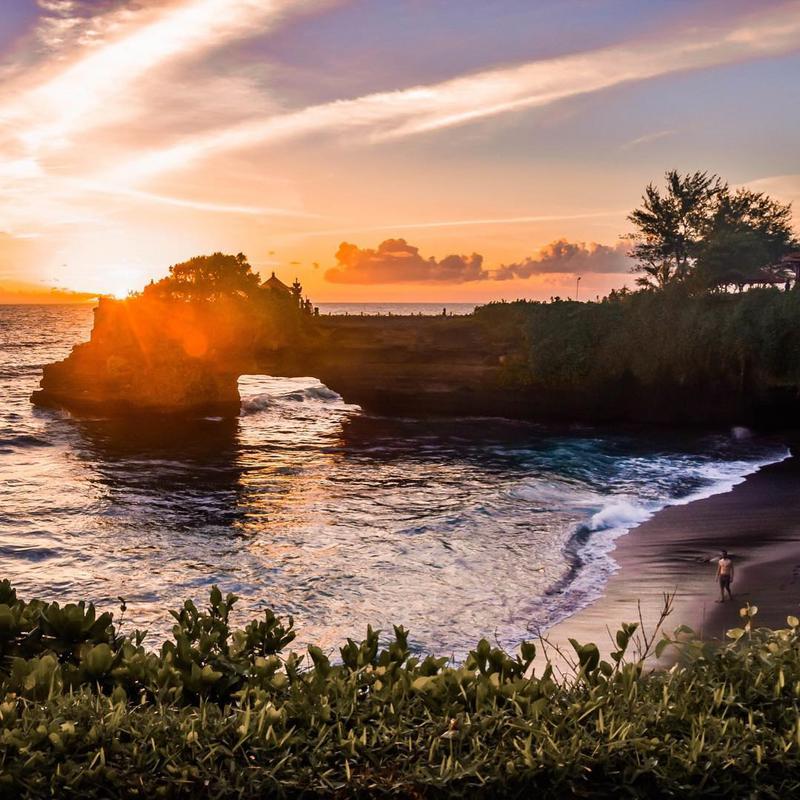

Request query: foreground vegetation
[{"left": 2, "top": 583, "right": 800, "bottom": 797}]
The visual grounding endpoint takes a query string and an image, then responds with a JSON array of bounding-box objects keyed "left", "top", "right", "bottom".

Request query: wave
[
  {"left": 241, "top": 393, "right": 273, "bottom": 414},
  {"left": 540, "top": 447, "right": 792, "bottom": 633},
  {"left": 586, "top": 497, "right": 656, "bottom": 533},
  {"left": 240, "top": 384, "right": 345, "bottom": 415},
  {"left": 282, "top": 385, "right": 342, "bottom": 403},
  {"left": 0, "top": 434, "right": 53, "bottom": 449}
]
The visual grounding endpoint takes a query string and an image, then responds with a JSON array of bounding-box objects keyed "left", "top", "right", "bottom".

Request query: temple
[{"left": 263, "top": 272, "right": 317, "bottom": 316}]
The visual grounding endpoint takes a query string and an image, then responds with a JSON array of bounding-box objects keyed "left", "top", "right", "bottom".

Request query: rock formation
[{"left": 32, "top": 295, "right": 519, "bottom": 418}]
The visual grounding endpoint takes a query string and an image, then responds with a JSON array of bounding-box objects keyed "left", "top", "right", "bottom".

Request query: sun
[{"left": 98, "top": 267, "right": 148, "bottom": 299}]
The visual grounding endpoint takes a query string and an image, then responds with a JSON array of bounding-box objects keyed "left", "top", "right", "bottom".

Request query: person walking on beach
[{"left": 716, "top": 550, "right": 734, "bottom": 602}]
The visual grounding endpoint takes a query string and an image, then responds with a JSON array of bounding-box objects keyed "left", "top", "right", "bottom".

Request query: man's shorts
[{"left": 720, "top": 575, "right": 731, "bottom": 590}]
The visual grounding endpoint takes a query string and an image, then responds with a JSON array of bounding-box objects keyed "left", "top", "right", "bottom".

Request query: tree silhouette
[
  {"left": 696, "top": 188, "right": 796, "bottom": 291},
  {"left": 627, "top": 171, "right": 796, "bottom": 291},
  {"left": 627, "top": 171, "right": 722, "bottom": 289},
  {"left": 145, "top": 252, "right": 261, "bottom": 302}
]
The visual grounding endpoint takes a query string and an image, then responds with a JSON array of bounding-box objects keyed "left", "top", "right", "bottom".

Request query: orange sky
[{"left": 1, "top": 0, "right": 799, "bottom": 303}]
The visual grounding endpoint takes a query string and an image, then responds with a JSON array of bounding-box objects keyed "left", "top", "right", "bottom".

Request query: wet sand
[{"left": 542, "top": 447, "right": 800, "bottom": 664}]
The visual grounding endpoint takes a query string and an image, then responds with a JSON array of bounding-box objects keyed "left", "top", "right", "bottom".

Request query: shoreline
[{"left": 543, "top": 445, "right": 800, "bottom": 658}]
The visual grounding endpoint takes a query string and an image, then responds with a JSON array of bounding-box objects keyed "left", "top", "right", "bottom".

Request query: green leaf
[
  {"left": 655, "top": 638, "right": 670, "bottom": 659},
  {"left": 84, "top": 644, "right": 113, "bottom": 677}
]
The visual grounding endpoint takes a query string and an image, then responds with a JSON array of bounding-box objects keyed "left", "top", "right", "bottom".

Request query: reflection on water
[{"left": 0, "top": 306, "right": 789, "bottom": 657}]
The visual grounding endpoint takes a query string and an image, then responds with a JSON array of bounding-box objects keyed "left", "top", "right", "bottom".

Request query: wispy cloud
[
  {"left": 0, "top": 0, "right": 330, "bottom": 231},
  {"left": 292, "top": 211, "right": 627, "bottom": 238},
  {"left": 73, "top": 181, "right": 321, "bottom": 218},
  {"left": 1, "top": 0, "right": 798, "bottom": 295},
  {"left": 744, "top": 173, "right": 800, "bottom": 203},
  {"left": 103, "top": 1, "right": 800, "bottom": 184},
  {"left": 621, "top": 129, "right": 676, "bottom": 150},
  {"left": 2, "top": 0, "right": 327, "bottom": 151}
]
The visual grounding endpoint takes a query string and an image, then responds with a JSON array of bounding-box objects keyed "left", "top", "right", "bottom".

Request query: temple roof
[{"left": 262, "top": 271, "right": 292, "bottom": 295}]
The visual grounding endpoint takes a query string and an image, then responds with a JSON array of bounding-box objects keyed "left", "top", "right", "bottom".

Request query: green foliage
[
  {"left": 112, "top": 252, "right": 317, "bottom": 358},
  {"left": 476, "top": 290, "right": 800, "bottom": 423},
  {"left": 627, "top": 170, "right": 796, "bottom": 290},
  {"left": 144, "top": 252, "right": 261, "bottom": 302},
  {"left": 3, "top": 585, "right": 800, "bottom": 797}
]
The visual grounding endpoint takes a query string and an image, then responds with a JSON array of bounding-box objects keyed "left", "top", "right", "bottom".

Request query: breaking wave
[
  {"left": 239, "top": 378, "right": 348, "bottom": 416},
  {"left": 529, "top": 448, "right": 792, "bottom": 634}
]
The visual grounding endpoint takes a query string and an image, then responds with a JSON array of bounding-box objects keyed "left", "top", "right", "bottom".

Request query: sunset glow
[{"left": 1, "top": 0, "right": 799, "bottom": 301}]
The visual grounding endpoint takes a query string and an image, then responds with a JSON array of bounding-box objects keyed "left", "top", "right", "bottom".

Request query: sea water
[{"left": 0, "top": 304, "right": 788, "bottom": 657}]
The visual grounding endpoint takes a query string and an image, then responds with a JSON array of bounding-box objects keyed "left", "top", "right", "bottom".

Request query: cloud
[
  {"left": 744, "top": 174, "right": 800, "bottom": 207},
  {"left": 72, "top": 181, "right": 319, "bottom": 217},
  {"left": 494, "top": 240, "right": 629, "bottom": 280},
  {"left": 293, "top": 210, "right": 626, "bottom": 239},
  {"left": 325, "top": 239, "right": 488, "bottom": 284},
  {"left": 2, "top": 0, "right": 327, "bottom": 154},
  {"left": 621, "top": 129, "right": 676, "bottom": 150},
  {"left": 32, "top": 1, "right": 147, "bottom": 53},
  {"left": 103, "top": 1, "right": 800, "bottom": 183},
  {"left": 0, "top": 0, "right": 327, "bottom": 230}
]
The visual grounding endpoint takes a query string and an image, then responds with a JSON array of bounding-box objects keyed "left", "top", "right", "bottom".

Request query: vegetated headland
[{"left": 31, "top": 171, "right": 800, "bottom": 428}]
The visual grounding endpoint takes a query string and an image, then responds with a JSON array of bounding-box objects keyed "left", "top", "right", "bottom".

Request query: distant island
[{"left": 32, "top": 172, "right": 800, "bottom": 427}]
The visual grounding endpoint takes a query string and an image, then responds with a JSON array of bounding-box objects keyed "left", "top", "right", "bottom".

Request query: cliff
[
  {"left": 32, "top": 290, "right": 800, "bottom": 427},
  {"left": 32, "top": 296, "right": 522, "bottom": 418}
]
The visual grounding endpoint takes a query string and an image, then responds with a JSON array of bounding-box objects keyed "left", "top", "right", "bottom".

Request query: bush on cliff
[
  {"left": 476, "top": 288, "right": 800, "bottom": 420},
  {"left": 2, "top": 581, "right": 800, "bottom": 797}
]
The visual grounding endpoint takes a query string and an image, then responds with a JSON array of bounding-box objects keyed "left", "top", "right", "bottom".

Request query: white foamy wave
[
  {"left": 282, "top": 385, "right": 342, "bottom": 403},
  {"left": 241, "top": 394, "right": 273, "bottom": 414},
  {"left": 240, "top": 380, "right": 348, "bottom": 416},
  {"left": 538, "top": 447, "right": 793, "bottom": 635},
  {"left": 587, "top": 497, "right": 656, "bottom": 532}
]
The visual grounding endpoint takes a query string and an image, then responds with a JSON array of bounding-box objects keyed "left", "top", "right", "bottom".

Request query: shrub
[
  {"left": 474, "top": 289, "right": 800, "bottom": 424},
  {"left": 2, "top": 582, "right": 800, "bottom": 797}
]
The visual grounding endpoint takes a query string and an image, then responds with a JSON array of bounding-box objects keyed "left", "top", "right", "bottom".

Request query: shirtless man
[{"left": 716, "top": 550, "right": 734, "bottom": 602}]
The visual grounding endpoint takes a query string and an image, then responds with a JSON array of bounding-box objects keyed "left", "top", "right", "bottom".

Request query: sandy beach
[{"left": 544, "top": 443, "right": 800, "bottom": 662}]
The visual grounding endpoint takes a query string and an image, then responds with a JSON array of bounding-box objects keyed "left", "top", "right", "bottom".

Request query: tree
[
  {"left": 144, "top": 252, "right": 261, "bottom": 302},
  {"left": 695, "top": 188, "right": 796, "bottom": 291},
  {"left": 627, "top": 171, "right": 796, "bottom": 291},
  {"left": 627, "top": 171, "right": 722, "bottom": 289}
]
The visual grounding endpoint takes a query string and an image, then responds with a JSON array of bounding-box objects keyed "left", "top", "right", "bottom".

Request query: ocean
[{"left": 0, "top": 304, "right": 789, "bottom": 657}]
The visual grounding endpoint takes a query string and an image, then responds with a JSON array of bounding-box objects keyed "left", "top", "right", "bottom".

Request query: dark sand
[{"left": 543, "top": 447, "right": 800, "bottom": 663}]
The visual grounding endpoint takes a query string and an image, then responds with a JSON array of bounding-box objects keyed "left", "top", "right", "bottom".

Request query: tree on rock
[{"left": 144, "top": 252, "right": 261, "bottom": 302}]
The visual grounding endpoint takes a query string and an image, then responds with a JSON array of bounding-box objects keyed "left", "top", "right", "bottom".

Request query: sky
[{"left": 0, "top": 0, "right": 799, "bottom": 302}]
